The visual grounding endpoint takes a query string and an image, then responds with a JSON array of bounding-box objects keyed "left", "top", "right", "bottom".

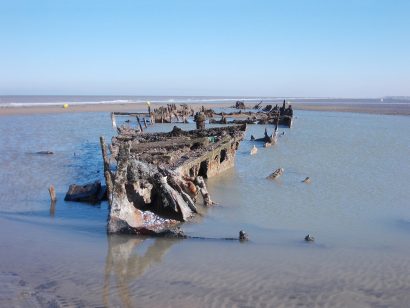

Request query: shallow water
[{"left": 0, "top": 111, "right": 409, "bottom": 307}]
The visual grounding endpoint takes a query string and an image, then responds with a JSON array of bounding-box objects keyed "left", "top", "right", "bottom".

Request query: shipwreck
[
  {"left": 209, "top": 100, "right": 294, "bottom": 128},
  {"left": 100, "top": 124, "right": 246, "bottom": 235}
]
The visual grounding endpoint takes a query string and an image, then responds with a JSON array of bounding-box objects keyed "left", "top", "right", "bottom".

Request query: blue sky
[{"left": 0, "top": 0, "right": 409, "bottom": 97}]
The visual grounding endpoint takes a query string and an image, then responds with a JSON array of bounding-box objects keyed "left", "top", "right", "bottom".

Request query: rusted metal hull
[{"left": 101, "top": 124, "right": 246, "bottom": 235}]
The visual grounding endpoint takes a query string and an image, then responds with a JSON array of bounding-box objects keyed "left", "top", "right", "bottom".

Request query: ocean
[{"left": 0, "top": 108, "right": 409, "bottom": 307}]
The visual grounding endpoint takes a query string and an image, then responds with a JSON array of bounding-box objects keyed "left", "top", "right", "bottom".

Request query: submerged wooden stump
[{"left": 48, "top": 185, "right": 56, "bottom": 202}]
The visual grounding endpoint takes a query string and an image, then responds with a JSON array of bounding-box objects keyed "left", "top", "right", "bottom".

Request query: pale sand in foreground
[{"left": 0, "top": 102, "right": 409, "bottom": 116}]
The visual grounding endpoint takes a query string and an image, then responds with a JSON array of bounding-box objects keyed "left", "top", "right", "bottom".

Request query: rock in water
[
  {"left": 267, "top": 168, "right": 284, "bottom": 179},
  {"left": 35, "top": 151, "right": 54, "bottom": 155},
  {"left": 304, "top": 234, "right": 315, "bottom": 242},
  {"left": 239, "top": 230, "right": 249, "bottom": 241},
  {"left": 250, "top": 145, "right": 258, "bottom": 155},
  {"left": 302, "top": 177, "right": 311, "bottom": 183},
  {"left": 64, "top": 180, "right": 106, "bottom": 203}
]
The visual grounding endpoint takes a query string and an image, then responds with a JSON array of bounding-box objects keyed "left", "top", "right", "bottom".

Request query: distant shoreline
[{"left": 0, "top": 102, "right": 409, "bottom": 116}]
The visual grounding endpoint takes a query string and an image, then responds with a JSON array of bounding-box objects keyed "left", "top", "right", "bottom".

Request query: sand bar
[
  {"left": 1, "top": 101, "right": 409, "bottom": 116},
  {"left": 293, "top": 102, "right": 410, "bottom": 116}
]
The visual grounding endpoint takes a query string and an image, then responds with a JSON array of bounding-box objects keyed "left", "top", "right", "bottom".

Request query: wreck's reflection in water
[{"left": 103, "top": 235, "right": 178, "bottom": 307}]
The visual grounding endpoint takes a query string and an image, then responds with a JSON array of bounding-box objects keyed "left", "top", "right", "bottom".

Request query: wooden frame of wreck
[{"left": 100, "top": 124, "right": 246, "bottom": 235}]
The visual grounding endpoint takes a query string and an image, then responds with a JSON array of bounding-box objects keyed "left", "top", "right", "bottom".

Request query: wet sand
[
  {"left": 293, "top": 102, "right": 410, "bottom": 116},
  {"left": 1, "top": 101, "right": 409, "bottom": 116}
]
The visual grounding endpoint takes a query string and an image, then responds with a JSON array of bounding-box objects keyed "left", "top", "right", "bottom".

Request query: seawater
[{"left": 0, "top": 110, "right": 409, "bottom": 307}]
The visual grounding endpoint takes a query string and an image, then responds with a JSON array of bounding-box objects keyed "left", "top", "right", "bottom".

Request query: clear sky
[{"left": 1, "top": 0, "right": 409, "bottom": 97}]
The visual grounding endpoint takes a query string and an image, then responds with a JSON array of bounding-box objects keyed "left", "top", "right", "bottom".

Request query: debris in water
[
  {"left": 304, "top": 234, "right": 315, "bottom": 242},
  {"left": 267, "top": 168, "right": 284, "bottom": 180},
  {"left": 239, "top": 230, "right": 249, "bottom": 241},
  {"left": 302, "top": 177, "right": 311, "bottom": 183}
]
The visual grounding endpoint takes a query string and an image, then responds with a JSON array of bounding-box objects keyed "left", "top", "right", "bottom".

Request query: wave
[{"left": 0, "top": 96, "right": 265, "bottom": 108}]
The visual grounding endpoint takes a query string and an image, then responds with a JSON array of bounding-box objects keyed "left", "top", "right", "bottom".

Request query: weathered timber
[
  {"left": 48, "top": 185, "right": 56, "bottom": 202},
  {"left": 102, "top": 124, "right": 246, "bottom": 234},
  {"left": 111, "top": 112, "right": 117, "bottom": 129},
  {"left": 153, "top": 104, "right": 192, "bottom": 124},
  {"left": 100, "top": 137, "right": 113, "bottom": 198},
  {"left": 194, "top": 112, "right": 206, "bottom": 129},
  {"left": 267, "top": 168, "right": 284, "bottom": 180},
  {"left": 252, "top": 127, "right": 278, "bottom": 144},
  {"left": 212, "top": 101, "right": 293, "bottom": 128},
  {"left": 136, "top": 116, "right": 144, "bottom": 132},
  {"left": 113, "top": 112, "right": 150, "bottom": 116}
]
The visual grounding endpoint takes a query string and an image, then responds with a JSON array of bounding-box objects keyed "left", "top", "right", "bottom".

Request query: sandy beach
[{"left": 1, "top": 101, "right": 409, "bottom": 116}]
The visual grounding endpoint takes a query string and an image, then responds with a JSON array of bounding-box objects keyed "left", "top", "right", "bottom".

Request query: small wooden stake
[
  {"left": 136, "top": 116, "right": 144, "bottom": 132},
  {"left": 48, "top": 185, "right": 56, "bottom": 202},
  {"left": 99, "top": 136, "right": 113, "bottom": 199}
]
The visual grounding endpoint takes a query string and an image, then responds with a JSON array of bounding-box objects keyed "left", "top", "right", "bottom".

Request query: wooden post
[
  {"left": 111, "top": 112, "right": 117, "bottom": 129},
  {"left": 100, "top": 136, "right": 113, "bottom": 198},
  {"left": 48, "top": 185, "right": 56, "bottom": 202},
  {"left": 48, "top": 185, "right": 56, "bottom": 217},
  {"left": 50, "top": 201, "right": 55, "bottom": 217},
  {"left": 195, "top": 176, "right": 213, "bottom": 206},
  {"left": 100, "top": 136, "right": 110, "bottom": 173},
  {"left": 136, "top": 116, "right": 144, "bottom": 132},
  {"left": 143, "top": 117, "right": 148, "bottom": 128}
]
